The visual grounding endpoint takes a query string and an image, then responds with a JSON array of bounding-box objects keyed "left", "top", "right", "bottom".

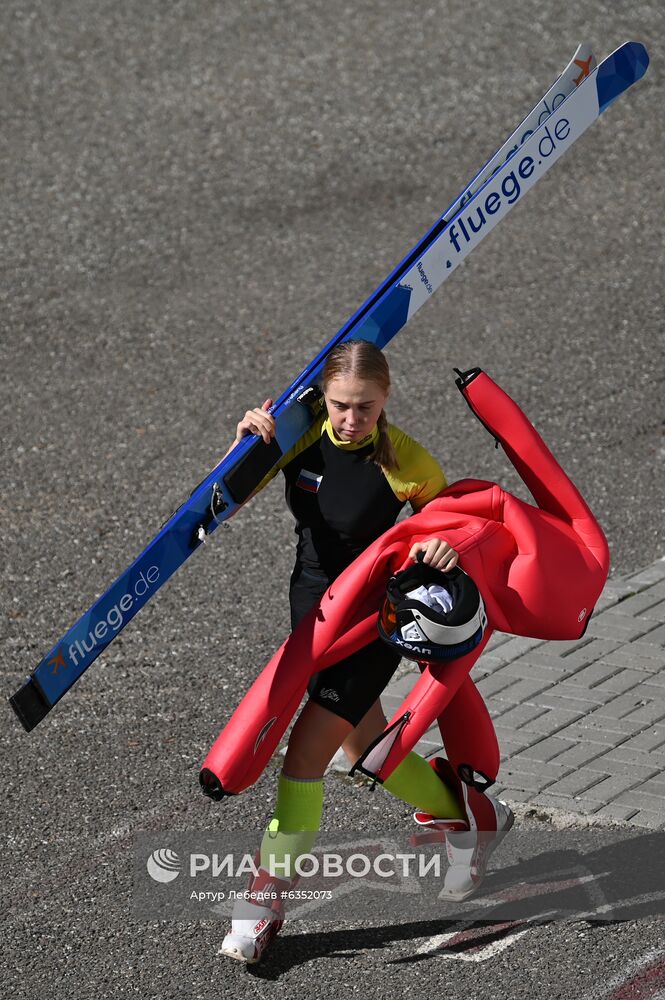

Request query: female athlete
[{"left": 218, "top": 340, "right": 508, "bottom": 962}]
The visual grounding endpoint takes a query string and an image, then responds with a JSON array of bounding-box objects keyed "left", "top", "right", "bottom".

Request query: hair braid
[{"left": 373, "top": 408, "right": 399, "bottom": 471}]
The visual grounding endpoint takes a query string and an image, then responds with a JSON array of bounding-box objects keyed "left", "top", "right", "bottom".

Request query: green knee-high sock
[
  {"left": 259, "top": 772, "right": 324, "bottom": 878},
  {"left": 382, "top": 752, "right": 465, "bottom": 819}
]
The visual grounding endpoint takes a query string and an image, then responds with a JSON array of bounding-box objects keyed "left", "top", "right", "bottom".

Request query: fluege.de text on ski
[
  {"left": 447, "top": 117, "right": 572, "bottom": 259},
  {"left": 61, "top": 566, "right": 161, "bottom": 669},
  {"left": 403, "top": 72, "right": 602, "bottom": 325}
]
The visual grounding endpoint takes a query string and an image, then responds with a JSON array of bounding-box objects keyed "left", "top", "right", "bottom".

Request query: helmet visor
[{"left": 379, "top": 596, "right": 398, "bottom": 637}]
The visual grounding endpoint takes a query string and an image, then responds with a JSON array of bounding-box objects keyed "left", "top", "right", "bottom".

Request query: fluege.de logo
[
  {"left": 445, "top": 113, "right": 574, "bottom": 262},
  {"left": 53, "top": 565, "right": 160, "bottom": 672}
]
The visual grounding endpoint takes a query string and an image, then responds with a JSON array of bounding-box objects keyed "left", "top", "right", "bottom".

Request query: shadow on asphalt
[{"left": 236, "top": 831, "right": 665, "bottom": 979}]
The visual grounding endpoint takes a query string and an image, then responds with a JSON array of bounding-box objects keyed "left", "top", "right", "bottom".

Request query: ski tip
[
  {"left": 624, "top": 40, "right": 650, "bottom": 78},
  {"left": 597, "top": 40, "right": 650, "bottom": 114},
  {"left": 572, "top": 42, "right": 597, "bottom": 75}
]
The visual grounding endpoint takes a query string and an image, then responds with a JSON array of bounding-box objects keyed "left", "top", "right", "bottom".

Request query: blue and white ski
[{"left": 9, "top": 40, "right": 649, "bottom": 731}]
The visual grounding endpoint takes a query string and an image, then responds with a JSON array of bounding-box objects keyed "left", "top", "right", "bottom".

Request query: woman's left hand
[{"left": 408, "top": 538, "right": 459, "bottom": 572}]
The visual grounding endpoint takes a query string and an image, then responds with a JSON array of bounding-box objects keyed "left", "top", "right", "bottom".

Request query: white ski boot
[
  {"left": 219, "top": 865, "right": 292, "bottom": 964},
  {"left": 413, "top": 756, "right": 514, "bottom": 901}
]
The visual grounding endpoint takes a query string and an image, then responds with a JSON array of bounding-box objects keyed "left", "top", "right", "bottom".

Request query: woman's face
[{"left": 323, "top": 375, "right": 389, "bottom": 442}]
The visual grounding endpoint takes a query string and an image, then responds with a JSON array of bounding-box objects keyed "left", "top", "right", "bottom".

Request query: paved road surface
[{"left": 1, "top": 2, "right": 663, "bottom": 997}]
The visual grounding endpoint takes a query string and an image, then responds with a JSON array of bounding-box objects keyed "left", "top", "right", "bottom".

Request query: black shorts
[{"left": 289, "top": 563, "right": 401, "bottom": 728}]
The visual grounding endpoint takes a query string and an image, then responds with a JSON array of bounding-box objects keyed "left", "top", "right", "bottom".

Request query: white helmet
[{"left": 377, "top": 560, "right": 487, "bottom": 663}]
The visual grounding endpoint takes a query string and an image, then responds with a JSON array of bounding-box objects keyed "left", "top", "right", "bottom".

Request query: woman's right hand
[{"left": 234, "top": 398, "right": 275, "bottom": 445}]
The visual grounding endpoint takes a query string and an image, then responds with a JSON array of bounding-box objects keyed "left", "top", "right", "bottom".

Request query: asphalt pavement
[{"left": 1, "top": 2, "right": 664, "bottom": 998}]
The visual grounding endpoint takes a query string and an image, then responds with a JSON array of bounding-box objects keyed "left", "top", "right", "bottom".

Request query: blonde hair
[{"left": 321, "top": 340, "right": 399, "bottom": 470}]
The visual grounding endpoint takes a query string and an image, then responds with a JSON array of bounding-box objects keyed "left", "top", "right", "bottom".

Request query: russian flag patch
[{"left": 296, "top": 469, "right": 323, "bottom": 493}]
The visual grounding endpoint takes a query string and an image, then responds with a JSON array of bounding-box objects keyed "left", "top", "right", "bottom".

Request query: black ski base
[{"left": 9, "top": 677, "right": 52, "bottom": 733}]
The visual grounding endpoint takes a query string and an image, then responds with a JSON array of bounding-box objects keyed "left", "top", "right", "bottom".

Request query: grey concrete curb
[{"left": 380, "top": 556, "right": 665, "bottom": 829}]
